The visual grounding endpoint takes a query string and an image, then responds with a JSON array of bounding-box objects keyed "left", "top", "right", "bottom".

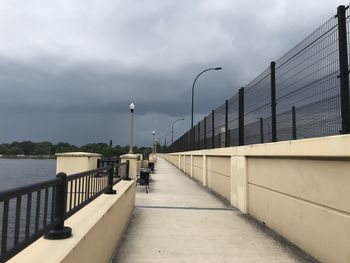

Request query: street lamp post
[
  {"left": 152, "top": 130, "right": 155, "bottom": 154},
  {"left": 164, "top": 131, "right": 172, "bottom": 147},
  {"left": 172, "top": 118, "right": 185, "bottom": 144},
  {"left": 129, "top": 102, "right": 135, "bottom": 154},
  {"left": 191, "top": 67, "right": 222, "bottom": 128}
]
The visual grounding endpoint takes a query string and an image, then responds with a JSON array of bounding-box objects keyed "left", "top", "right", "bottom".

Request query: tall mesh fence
[{"left": 166, "top": 5, "right": 350, "bottom": 153}]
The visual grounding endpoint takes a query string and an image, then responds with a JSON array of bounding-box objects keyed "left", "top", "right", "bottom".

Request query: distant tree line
[{"left": 0, "top": 140, "right": 152, "bottom": 158}]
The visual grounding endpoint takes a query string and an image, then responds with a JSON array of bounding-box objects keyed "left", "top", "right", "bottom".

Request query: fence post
[
  {"left": 44, "top": 173, "right": 72, "bottom": 240},
  {"left": 239, "top": 87, "right": 245, "bottom": 146},
  {"left": 337, "top": 5, "right": 350, "bottom": 134},
  {"left": 292, "top": 106, "right": 297, "bottom": 140},
  {"left": 271, "top": 61, "right": 277, "bottom": 142},
  {"left": 260, "top": 118, "right": 264, "bottom": 143},
  {"left": 198, "top": 122, "right": 201, "bottom": 149},
  {"left": 211, "top": 110, "right": 215, "bottom": 148},
  {"left": 126, "top": 160, "right": 130, "bottom": 180},
  {"left": 225, "top": 100, "right": 229, "bottom": 147},
  {"left": 105, "top": 163, "right": 117, "bottom": 194},
  {"left": 204, "top": 116, "right": 207, "bottom": 149}
]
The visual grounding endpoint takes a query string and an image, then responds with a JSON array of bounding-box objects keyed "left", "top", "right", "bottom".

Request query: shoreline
[{"left": 0, "top": 155, "right": 55, "bottom": 160}]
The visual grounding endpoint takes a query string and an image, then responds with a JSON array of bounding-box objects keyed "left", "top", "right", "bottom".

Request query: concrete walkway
[{"left": 113, "top": 158, "right": 315, "bottom": 263}]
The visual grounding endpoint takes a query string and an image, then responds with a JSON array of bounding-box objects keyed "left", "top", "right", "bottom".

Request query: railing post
[
  {"left": 292, "top": 106, "right": 297, "bottom": 140},
  {"left": 337, "top": 5, "right": 350, "bottom": 134},
  {"left": 225, "top": 100, "right": 229, "bottom": 147},
  {"left": 239, "top": 87, "right": 245, "bottom": 146},
  {"left": 260, "top": 117, "right": 264, "bottom": 143},
  {"left": 44, "top": 173, "right": 72, "bottom": 240},
  {"left": 211, "top": 110, "right": 215, "bottom": 148},
  {"left": 105, "top": 163, "right": 117, "bottom": 194},
  {"left": 271, "top": 61, "right": 277, "bottom": 142},
  {"left": 126, "top": 160, "right": 130, "bottom": 180},
  {"left": 204, "top": 116, "right": 207, "bottom": 149}
]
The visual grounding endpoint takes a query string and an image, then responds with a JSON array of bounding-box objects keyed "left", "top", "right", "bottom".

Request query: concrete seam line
[
  {"left": 135, "top": 205, "right": 235, "bottom": 211},
  {"left": 248, "top": 182, "right": 350, "bottom": 217}
]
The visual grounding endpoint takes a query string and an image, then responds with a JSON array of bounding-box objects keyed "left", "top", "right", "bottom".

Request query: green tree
[
  {"left": 0, "top": 145, "right": 9, "bottom": 155},
  {"left": 9, "top": 146, "right": 24, "bottom": 155}
]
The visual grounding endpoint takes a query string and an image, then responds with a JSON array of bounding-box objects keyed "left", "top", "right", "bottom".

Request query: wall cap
[
  {"left": 120, "top": 154, "right": 139, "bottom": 159},
  {"left": 55, "top": 152, "right": 102, "bottom": 157}
]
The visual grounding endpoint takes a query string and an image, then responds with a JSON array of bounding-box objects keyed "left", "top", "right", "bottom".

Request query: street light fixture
[
  {"left": 191, "top": 67, "right": 222, "bottom": 128},
  {"left": 172, "top": 118, "right": 185, "bottom": 144},
  {"left": 128, "top": 102, "right": 135, "bottom": 154},
  {"left": 152, "top": 130, "right": 155, "bottom": 154}
]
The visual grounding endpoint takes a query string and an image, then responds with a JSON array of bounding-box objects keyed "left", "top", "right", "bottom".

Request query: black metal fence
[
  {"left": 0, "top": 161, "right": 129, "bottom": 262},
  {"left": 166, "top": 5, "right": 350, "bottom": 153}
]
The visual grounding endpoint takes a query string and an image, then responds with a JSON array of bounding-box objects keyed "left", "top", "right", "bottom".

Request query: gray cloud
[{"left": 0, "top": 0, "right": 345, "bottom": 145}]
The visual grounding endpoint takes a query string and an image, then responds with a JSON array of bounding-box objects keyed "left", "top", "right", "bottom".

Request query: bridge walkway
[{"left": 113, "top": 158, "right": 314, "bottom": 263}]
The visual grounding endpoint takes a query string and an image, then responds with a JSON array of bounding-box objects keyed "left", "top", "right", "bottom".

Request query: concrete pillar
[
  {"left": 202, "top": 155, "right": 207, "bottom": 186},
  {"left": 183, "top": 155, "right": 186, "bottom": 174},
  {"left": 190, "top": 155, "right": 193, "bottom": 178},
  {"left": 120, "top": 154, "right": 139, "bottom": 180},
  {"left": 231, "top": 156, "right": 248, "bottom": 214},
  {"left": 56, "top": 152, "right": 101, "bottom": 175},
  {"left": 178, "top": 155, "right": 181, "bottom": 169}
]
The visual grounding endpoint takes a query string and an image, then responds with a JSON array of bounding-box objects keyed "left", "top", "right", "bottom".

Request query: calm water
[{"left": 0, "top": 159, "right": 56, "bottom": 191}]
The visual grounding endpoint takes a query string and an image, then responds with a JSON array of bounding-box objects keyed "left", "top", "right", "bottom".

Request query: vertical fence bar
[
  {"left": 25, "top": 193, "right": 32, "bottom": 238},
  {"left": 225, "top": 100, "right": 229, "bottom": 147},
  {"left": 45, "top": 173, "right": 72, "bottom": 240},
  {"left": 43, "top": 188, "right": 49, "bottom": 226},
  {"left": 204, "top": 117, "right": 207, "bottom": 149},
  {"left": 198, "top": 122, "right": 200, "bottom": 150},
  {"left": 211, "top": 110, "right": 215, "bottom": 148},
  {"left": 105, "top": 164, "right": 116, "bottom": 194},
  {"left": 271, "top": 61, "right": 277, "bottom": 142},
  {"left": 14, "top": 196, "right": 21, "bottom": 246},
  {"left": 260, "top": 118, "right": 264, "bottom": 143},
  {"left": 1, "top": 200, "right": 9, "bottom": 254},
  {"left": 337, "top": 5, "right": 350, "bottom": 134},
  {"left": 292, "top": 106, "right": 297, "bottom": 140},
  {"left": 239, "top": 87, "right": 245, "bottom": 146},
  {"left": 35, "top": 190, "right": 41, "bottom": 232}
]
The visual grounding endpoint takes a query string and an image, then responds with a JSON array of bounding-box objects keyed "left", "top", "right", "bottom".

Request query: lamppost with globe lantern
[{"left": 129, "top": 102, "right": 135, "bottom": 154}]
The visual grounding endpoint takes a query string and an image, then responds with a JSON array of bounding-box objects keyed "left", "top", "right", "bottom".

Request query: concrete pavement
[{"left": 113, "top": 158, "right": 315, "bottom": 263}]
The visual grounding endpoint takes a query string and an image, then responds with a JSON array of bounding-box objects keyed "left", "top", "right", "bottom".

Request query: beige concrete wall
[
  {"left": 207, "top": 156, "right": 231, "bottom": 201},
  {"left": 56, "top": 152, "right": 101, "bottom": 175},
  {"left": 185, "top": 155, "right": 191, "bottom": 175},
  {"left": 161, "top": 134, "right": 350, "bottom": 263},
  {"left": 193, "top": 156, "right": 203, "bottom": 183},
  {"left": 10, "top": 180, "right": 135, "bottom": 263}
]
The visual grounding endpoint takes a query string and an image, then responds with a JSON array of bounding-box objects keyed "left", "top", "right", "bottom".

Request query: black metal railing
[
  {"left": 166, "top": 5, "right": 350, "bottom": 153},
  {"left": 0, "top": 161, "right": 129, "bottom": 262},
  {"left": 97, "top": 157, "right": 119, "bottom": 168}
]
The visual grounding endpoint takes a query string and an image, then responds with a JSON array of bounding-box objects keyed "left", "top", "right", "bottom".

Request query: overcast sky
[{"left": 0, "top": 0, "right": 344, "bottom": 146}]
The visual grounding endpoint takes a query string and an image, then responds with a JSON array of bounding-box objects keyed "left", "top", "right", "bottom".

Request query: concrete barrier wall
[
  {"left": 10, "top": 180, "right": 136, "bottom": 263},
  {"left": 193, "top": 156, "right": 203, "bottom": 183},
  {"left": 185, "top": 155, "right": 191, "bottom": 175},
  {"left": 161, "top": 135, "right": 350, "bottom": 263}
]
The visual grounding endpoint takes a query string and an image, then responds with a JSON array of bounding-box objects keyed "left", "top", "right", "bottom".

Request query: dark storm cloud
[{"left": 0, "top": 0, "right": 345, "bottom": 145}]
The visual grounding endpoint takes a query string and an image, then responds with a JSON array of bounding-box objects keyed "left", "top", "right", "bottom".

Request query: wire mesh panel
[
  {"left": 214, "top": 103, "right": 226, "bottom": 148},
  {"left": 167, "top": 5, "right": 349, "bottom": 153},
  {"left": 206, "top": 112, "right": 213, "bottom": 149},
  {"left": 199, "top": 119, "right": 205, "bottom": 149},
  {"left": 244, "top": 68, "right": 271, "bottom": 144},
  {"left": 228, "top": 93, "right": 239, "bottom": 146},
  {"left": 276, "top": 15, "right": 341, "bottom": 140}
]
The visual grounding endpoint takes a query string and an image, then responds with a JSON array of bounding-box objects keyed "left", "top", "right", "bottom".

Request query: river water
[{"left": 0, "top": 159, "right": 56, "bottom": 191}]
